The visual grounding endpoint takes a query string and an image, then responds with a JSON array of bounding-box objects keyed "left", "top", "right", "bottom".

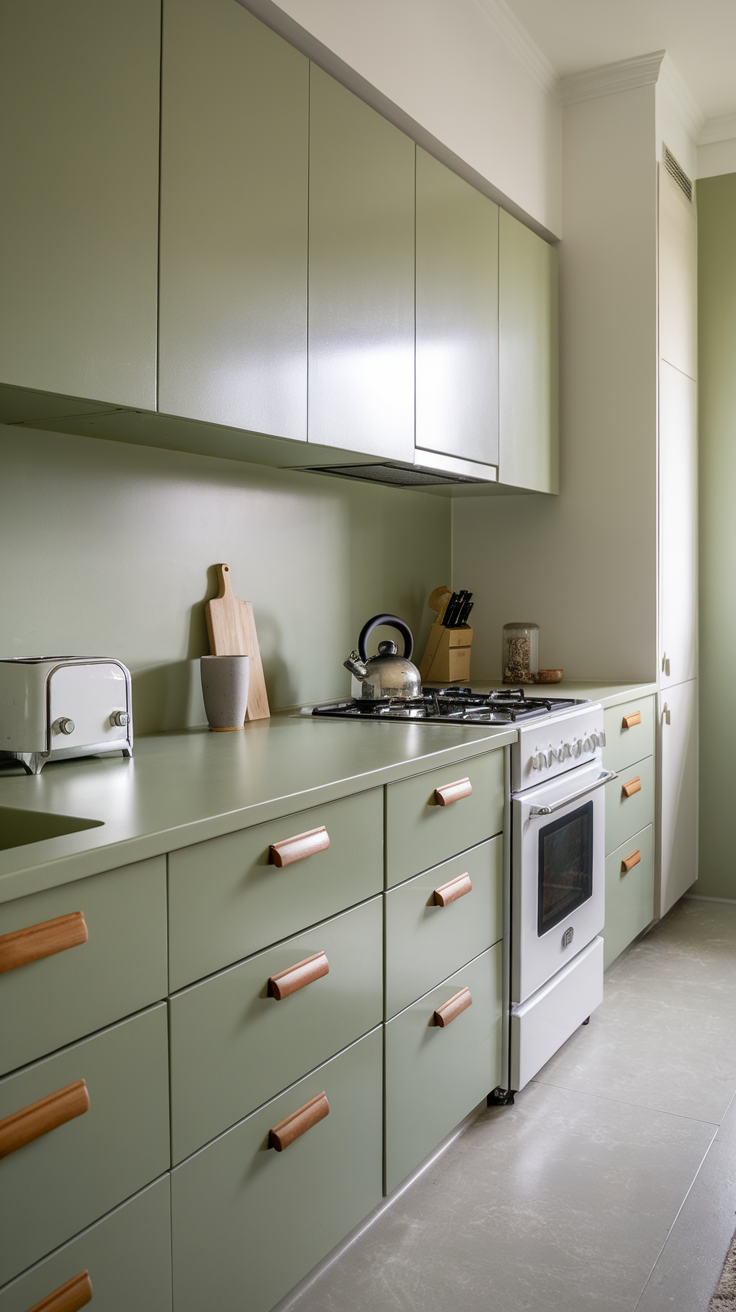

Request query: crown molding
[
  {"left": 658, "top": 55, "right": 705, "bottom": 142},
  {"left": 699, "top": 112, "right": 736, "bottom": 145},
  {"left": 472, "top": 0, "right": 559, "bottom": 97},
  {"left": 560, "top": 50, "right": 665, "bottom": 107}
]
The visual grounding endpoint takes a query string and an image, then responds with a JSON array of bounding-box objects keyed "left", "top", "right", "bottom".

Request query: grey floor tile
[{"left": 289, "top": 1081, "right": 715, "bottom": 1312}]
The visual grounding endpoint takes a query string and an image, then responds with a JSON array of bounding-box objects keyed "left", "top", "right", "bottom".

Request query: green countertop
[{"left": 453, "top": 680, "right": 659, "bottom": 710}]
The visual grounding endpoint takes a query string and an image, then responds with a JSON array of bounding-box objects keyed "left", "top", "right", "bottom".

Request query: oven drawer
[
  {"left": 385, "top": 750, "right": 504, "bottom": 888},
  {"left": 384, "top": 944, "right": 502, "bottom": 1194},
  {"left": 0, "top": 1177, "right": 172, "bottom": 1312},
  {"left": 605, "top": 755, "right": 654, "bottom": 856},
  {"left": 603, "top": 825, "right": 654, "bottom": 969},
  {"left": 168, "top": 787, "right": 383, "bottom": 990},
  {"left": 602, "top": 696, "right": 655, "bottom": 774},
  {"left": 0, "top": 857, "right": 167, "bottom": 1077},
  {"left": 171, "top": 1028, "right": 382, "bottom": 1312},
  {"left": 510, "top": 936, "right": 604, "bottom": 1091},
  {"left": 170, "top": 897, "right": 382, "bottom": 1163},
  {"left": 385, "top": 836, "right": 502, "bottom": 1018},
  {"left": 0, "top": 1005, "right": 169, "bottom": 1286}
]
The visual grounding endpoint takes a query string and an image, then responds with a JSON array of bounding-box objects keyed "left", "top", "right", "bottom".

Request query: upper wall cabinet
[
  {"left": 415, "top": 149, "right": 499, "bottom": 468},
  {"left": 158, "top": 0, "right": 309, "bottom": 441},
  {"left": 308, "top": 66, "right": 415, "bottom": 462},
  {"left": 0, "top": 0, "right": 160, "bottom": 408},
  {"left": 498, "top": 210, "right": 559, "bottom": 493}
]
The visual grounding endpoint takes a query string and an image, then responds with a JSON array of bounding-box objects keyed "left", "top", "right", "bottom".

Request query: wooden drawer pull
[
  {"left": 0, "top": 1080, "right": 89, "bottom": 1159},
  {"left": 0, "top": 912, "right": 88, "bottom": 975},
  {"left": 622, "top": 849, "right": 641, "bottom": 872},
  {"left": 434, "top": 778, "right": 472, "bottom": 807},
  {"left": 269, "top": 826, "right": 330, "bottom": 867},
  {"left": 433, "top": 873, "right": 472, "bottom": 906},
  {"left": 622, "top": 711, "right": 641, "bottom": 729},
  {"left": 433, "top": 987, "right": 472, "bottom": 1027},
  {"left": 268, "top": 951, "right": 329, "bottom": 1000},
  {"left": 269, "top": 1091, "right": 329, "bottom": 1151},
  {"left": 27, "top": 1270, "right": 93, "bottom": 1312},
  {"left": 622, "top": 776, "right": 642, "bottom": 798}
]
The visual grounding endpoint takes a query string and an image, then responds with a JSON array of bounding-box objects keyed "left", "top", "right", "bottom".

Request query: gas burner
[{"left": 306, "top": 686, "right": 587, "bottom": 726}]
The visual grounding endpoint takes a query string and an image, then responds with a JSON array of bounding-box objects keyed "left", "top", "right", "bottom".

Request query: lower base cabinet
[
  {"left": 171, "top": 1028, "right": 383, "bottom": 1312},
  {"left": 603, "top": 825, "right": 654, "bottom": 969},
  {"left": 384, "top": 944, "right": 503, "bottom": 1194},
  {"left": 0, "top": 1177, "right": 172, "bottom": 1312}
]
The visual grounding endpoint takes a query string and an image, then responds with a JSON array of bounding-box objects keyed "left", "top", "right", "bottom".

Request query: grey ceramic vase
[{"left": 201, "top": 655, "right": 250, "bottom": 730}]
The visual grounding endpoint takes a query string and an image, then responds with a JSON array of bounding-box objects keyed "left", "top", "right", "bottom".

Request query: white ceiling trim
[
  {"left": 473, "top": 0, "right": 559, "bottom": 96},
  {"left": 560, "top": 49, "right": 665, "bottom": 106},
  {"left": 699, "top": 111, "right": 736, "bottom": 145},
  {"left": 659, "top": 54, "right": 705, "bottom": 141}
]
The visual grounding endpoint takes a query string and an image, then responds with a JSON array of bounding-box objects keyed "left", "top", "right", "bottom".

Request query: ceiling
[{"left": 504, "top": 0, "right": 736, "bottom": 122}]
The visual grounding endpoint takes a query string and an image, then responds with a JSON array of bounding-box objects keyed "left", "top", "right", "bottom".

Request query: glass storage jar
[{"left": 502, "top": 622, "right": 539, "bottom": 684}]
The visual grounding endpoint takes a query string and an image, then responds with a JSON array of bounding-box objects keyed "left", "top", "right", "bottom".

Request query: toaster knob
[
  {"left": 110, "top": 711, "right": 129, "bottom": 727},
  {"left": 55, "top": 717, "right": 76, "bottom": 736}
]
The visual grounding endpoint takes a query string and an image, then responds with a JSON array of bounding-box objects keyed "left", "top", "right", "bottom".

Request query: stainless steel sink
[{"left": 0, "top": 806, "right": 103, "bottom": 851}]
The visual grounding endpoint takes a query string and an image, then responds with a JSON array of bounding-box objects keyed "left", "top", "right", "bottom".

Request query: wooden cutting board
[{"left": 205, "top": 563, "right": 270, "bottom": 721}]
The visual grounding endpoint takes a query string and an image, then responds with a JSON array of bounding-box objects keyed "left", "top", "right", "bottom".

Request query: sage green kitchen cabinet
[
  {"left": 498, "top": 209, "right": 559, "bottom": 492},
  {"left": 605, "top": 754, "right": 655, "bottom": 857},
  {"left": 169, "top": 897, "right": 382, "bottom": 1162},
  {"left": 171, "top": 1028, "right": 382, "bottom": 1312},
  {"left": 0, "top": 1005, "right": 169, "bottom": 1286},
  {"left": 0, "top": 0, "right": 159, "bottom": 407},
  {"left": 602, "top": 695, "right": 655, "bottom": 774},
  {"left": 415, "top": 148, "right": 499, "bottom": 467},
  {"left": 603, "top": 825, "right": 654, "bottom": 969},
  {"left": 0, "top": 856, "right": 167, "bottom": 1076},
  {"left": 308, "top": 65, "right": 415, "bottom": 460},
  {"left": 158, "top": 0, "right": 309, "bottom": 440},
  {"left": 0, "top": 1177, "right": 172, "bottom": 1312}
]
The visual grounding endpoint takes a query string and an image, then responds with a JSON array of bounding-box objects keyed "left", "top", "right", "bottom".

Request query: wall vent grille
[{"left": 663, "top": 144, "right": 693, "bottom": 202}]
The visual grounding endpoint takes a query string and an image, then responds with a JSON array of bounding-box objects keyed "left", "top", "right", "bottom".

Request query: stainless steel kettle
[{"left": 344, "top": 614, "right": 422, "bottom": 702}]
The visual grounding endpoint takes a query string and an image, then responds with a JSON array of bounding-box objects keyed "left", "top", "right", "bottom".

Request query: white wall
[{"left": 698, "top": 137, "right": 736, "bottom": 179}]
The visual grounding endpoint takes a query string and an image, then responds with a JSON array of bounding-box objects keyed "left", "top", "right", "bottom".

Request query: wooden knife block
[{"left": 419, "top": 586, "right": 473, "bottom": 684}]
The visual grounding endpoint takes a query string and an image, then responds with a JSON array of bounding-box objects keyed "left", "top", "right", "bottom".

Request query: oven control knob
[
  {"left": 562, "top": 741, "right": 572, "bottom": 759},
  {"left": 531, "top": 752, "right": 544, "bottom": 770},
  {"left": 572, "top": 738, "right": 582, "bottom": 757},
  {"left": 599, "top": 729, "right": 606, "bottom": 747},
  {"left": 583, "top": 737, "right": 592, "bottom": 752},
  {"left": 54, "top": 717, "right": 75, "bottom": 736},
  {"left": 110, "top": 711, "right": 129, "bottom": 727}
]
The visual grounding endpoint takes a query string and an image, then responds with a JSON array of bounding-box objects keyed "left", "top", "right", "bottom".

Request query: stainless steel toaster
[{"left": 0, "top": 657, "right": 133, "bottom": 775}]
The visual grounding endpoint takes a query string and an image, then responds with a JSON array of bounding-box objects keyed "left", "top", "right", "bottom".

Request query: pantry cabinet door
[
  {"left": 159, "top": 0, "right": 308, "bottom": 439},
  {"left": 0, "top": 0, "right": 160, "bottom": 407},
  {"left": 659, "top": 360, "right": 698, "bottom": 688},
  {"left": 659, "top": 679, "right": 698, "bottom": 917},
  {"left": 415, "top": 149, "right": 499, "bottom": 467},
  {"left": 308, "top": 65, "right": 415, "bottom": 461},
  {"left": 498, "top": 210, "right": 559, "bottom": 493}
]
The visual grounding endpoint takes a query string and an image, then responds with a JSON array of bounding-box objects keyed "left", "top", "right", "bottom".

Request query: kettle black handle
[{"left": 358, "top": 615, "right": 414, "bottom": 662}]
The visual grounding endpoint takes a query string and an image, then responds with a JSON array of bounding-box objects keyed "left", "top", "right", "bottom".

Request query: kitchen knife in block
[
  {"left": 419, "top": 585, "right": 473, "bottom": 684},
  {"left": 205, "top": 564, "right": 270, "bottom": 721}
]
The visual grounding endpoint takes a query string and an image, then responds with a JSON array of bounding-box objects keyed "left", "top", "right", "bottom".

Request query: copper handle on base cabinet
[
  {"left": 268, "top": 951, "right": 329, "bottom": 1000},
  {"left": 433, "top": 987, "right": 472, "bottom": 1027},
  {"left": 622, "top": 849, "right": 641, "bottom": 873},
  {"left": 269, "top": 827, "right": 330, "bottom": 867},
  {"left": 0, "top": 1080, "right": 89, "bottom": 1159},
  {"left": 268, "top": 1091, "right": 329, "bottom": 1151},
  {"left": 433, "top": 873, "right": 472, "bottom": 906},
  {"left": 434, "top": 778, "right": 472, "bottom": 807},
  {"left": 0, "top": 912, "right": 88, "bottom": 975},
  {"left": 27, "top": 1270, "right": 93, "bottom": 1312},
  {"left": 622, "top": 711, "right": 641, "bottom": 729},
  {"left": 622, "top": 776, "right": 642, "bottom": 798}
]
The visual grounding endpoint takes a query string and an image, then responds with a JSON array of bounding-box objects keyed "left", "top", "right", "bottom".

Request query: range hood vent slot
[
  {"left": 301, "top": 462, "right": 491, "bottom": 487},
  {"left": 663, "top": 144, "right": 693, "bottom": 203}
]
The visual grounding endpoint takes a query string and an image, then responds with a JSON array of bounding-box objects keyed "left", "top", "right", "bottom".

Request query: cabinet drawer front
[
  {"left": 605, "top": 755, "right": 655, "bottom": 856},
  {"left": 170, "top": 897, "right": 382, "bottom": 1163},
  {"left": 385, "top": 836, "right": 502, "bottom": 1018},
  {"left": 0, "top": 1177, "right": 172, "bottom": 1312},
  {"left": 168, "top": 788, "right": 383, "bottom": 990},
  {"left": 384, "top": 945, "right": 502, "bottom": 1194},
  {"left": 171, "top": 1029, "right": 382, "bottom": 1312},
  {"left": 0, "top": 1006, "right": 169, "bottom": 1285},
  {"left": 603, "top": 825, "right": 655, "bottom": 970},
  {"left": 603, "top": 697, "right": 655, "bottom": 774},
  {"left": 385, "top": 751, "right": 504, "bottom": 888},
  {"left": 0, "top": 857, "right": 167, "bottom": 1077}
]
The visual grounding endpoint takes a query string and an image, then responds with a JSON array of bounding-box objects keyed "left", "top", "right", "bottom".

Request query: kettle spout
[{"left": 344, "top": 651, "right": 369, "bottom": 680}]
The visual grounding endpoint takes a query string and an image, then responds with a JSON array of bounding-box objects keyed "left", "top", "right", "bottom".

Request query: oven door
[{"left": 511, "top": 761, "right": 614, "bottom": 1005}]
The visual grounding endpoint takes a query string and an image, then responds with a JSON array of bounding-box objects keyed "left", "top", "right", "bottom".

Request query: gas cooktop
[{"left": 304, "top": 687, "right": 588, "bottom": 725}]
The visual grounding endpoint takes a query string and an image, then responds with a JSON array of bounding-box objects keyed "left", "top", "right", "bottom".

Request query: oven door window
[{"left": 537, "top": 801, "right": 594, "bottom": 936}]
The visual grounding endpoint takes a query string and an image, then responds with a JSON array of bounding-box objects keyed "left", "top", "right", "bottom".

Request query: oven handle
[{"left": 528, "top": 770, "right": 618, "bottom": 816}]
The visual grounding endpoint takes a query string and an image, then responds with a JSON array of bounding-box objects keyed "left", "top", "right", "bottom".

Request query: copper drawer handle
[
  {"left": 269, "top": 1091, "right": 329, "bottom": 1151},
  {"left": 0, "top": 1079, "right": 90, "bottom": 1159},
  {"left": 268, "top": 951, "right": 329, "bottom": 1000},
  {"left": 622, "top": 776, "right": 642, "bottom": 798},
  {"left": 622, "top": 849, "right": 641, "bottom": 872},
  {"left": 27, "top": 1270, "right": 93, "bottom": 1312},
  {"left": 433, "top": 873, "right": 472, "bottom": 906},
  {"left": 433, "top": 987, "right": 472, "bottom": 1027},
  {"left": 434, "top": 778, "right": 472, "bottom": 807},
  {"left": 622, "top": 711, "right": 641, "bottom": 729},
  {"left": 269, "top": 826, "right": 330, "bottom": 867},
  {"left": 0, "top": 912, "right": 88, "bottom": 975}
]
